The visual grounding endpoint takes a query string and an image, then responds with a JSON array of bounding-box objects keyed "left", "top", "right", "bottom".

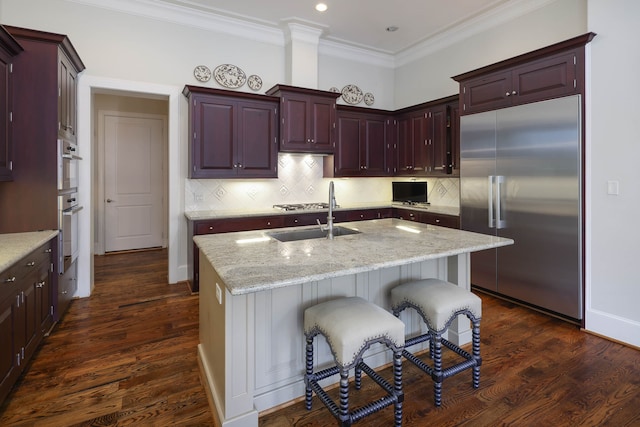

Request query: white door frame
[
  {"left": 96, "top": 110, "right": 168, "bottom": 255},
  {"left": 77, "top": 76, "right": 183, "bottom": 298}
]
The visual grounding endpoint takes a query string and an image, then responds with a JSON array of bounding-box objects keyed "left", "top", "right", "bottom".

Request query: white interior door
[{"left": 104, "top": 114, "right": 164, "bottom": 252}]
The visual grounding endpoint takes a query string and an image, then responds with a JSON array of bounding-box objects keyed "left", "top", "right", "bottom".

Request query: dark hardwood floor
[{"left": 1, "top": 249, "right": 639, "bottom": 426}]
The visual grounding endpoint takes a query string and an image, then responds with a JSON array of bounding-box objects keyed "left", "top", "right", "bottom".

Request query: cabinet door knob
[
  {"left": 208, "top": 226, "right": 214, "bottom": 230},
  {"left": 26, "top": 261, "right": 36, "bottom": 267},
  {"left": 35, "top": 281, "right": 45, "bottom": 288},
  {"left": 4, "top": 276, "right": 16, "bottom": 283},
  {"left": 512, "top": 90, "right": 517, "bottom": 95}
]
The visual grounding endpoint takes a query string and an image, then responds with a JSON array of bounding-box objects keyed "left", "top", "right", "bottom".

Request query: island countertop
[{"left": 194, "top": 218, "right": 512, "bottom": 295}]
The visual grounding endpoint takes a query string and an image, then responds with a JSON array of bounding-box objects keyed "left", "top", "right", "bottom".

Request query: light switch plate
[{"left": 607, "top": 180, "right": 619, "bottom": 195}]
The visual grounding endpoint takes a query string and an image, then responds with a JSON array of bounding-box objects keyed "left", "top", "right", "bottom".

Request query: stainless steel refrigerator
[{"left": 460, "top": 95, "right": 582, "bottom": 320}]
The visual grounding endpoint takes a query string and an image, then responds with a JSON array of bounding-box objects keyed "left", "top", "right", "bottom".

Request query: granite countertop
[
  {"left": 185, "top": 202, "right": 459, "bottom": 221},
  {"left": 194, "top": 218, "right": 512, "bottom": 296},
  {"left": 0, "top": 230, "right": 59, "bottom": 273}
]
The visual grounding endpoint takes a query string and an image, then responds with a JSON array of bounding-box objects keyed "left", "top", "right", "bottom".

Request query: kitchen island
[{"left": 194, "top": 218, "right": 513, "bottom": 427}]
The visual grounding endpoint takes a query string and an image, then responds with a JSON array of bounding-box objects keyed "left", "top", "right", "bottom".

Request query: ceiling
[{"left": 154, "top": 0, "right": 513, "bottom": 55}]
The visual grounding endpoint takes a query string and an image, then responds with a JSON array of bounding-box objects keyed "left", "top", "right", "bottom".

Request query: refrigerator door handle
[
  {"left": 488, "top": 175, "right": 495, "bottom": 228},
  {"left": 496, "top": 175, "right": 506, "bottom": 229}
]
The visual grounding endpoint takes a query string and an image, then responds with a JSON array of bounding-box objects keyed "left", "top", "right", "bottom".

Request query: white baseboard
[{"left": 585, "top": 309, "right": 640, "bottom": 348}]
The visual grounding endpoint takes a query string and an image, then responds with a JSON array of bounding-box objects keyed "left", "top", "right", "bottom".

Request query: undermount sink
[{"left": 268, "top": 226, "right": 361, "bottom": 242}]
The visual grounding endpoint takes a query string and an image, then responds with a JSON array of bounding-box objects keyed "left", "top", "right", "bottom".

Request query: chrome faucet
[
  {"left": 327, "top": 181, "right": 336, "bottom": 239},
  {"left": 317, "top": 181, "right": 337, "bottom": 239}
]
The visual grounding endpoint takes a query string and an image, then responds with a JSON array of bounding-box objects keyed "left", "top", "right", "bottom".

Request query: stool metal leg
[
  {"left": 355, "top": 363, "right": 362, "bottom": 390},
  {"left": 305, "top": 336, "right": 314, "bottom": 410},
  {"left": 393, "top": 350, "right": 403, "bottom": 427},
  {"left": 432, "top": 333, "right": 443, "bottom": 407},
  {"left": 339, "top": 368, "right": 350, "bottom": 426},
  {"left": 472, "top": 319, "right": 481, "bottom": 389}
]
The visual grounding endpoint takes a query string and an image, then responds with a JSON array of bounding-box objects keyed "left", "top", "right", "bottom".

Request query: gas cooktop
[{"left": 272, "top": 203, "right": 337, "bottom": 211}]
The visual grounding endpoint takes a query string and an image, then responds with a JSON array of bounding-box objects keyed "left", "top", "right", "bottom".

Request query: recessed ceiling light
[
  {"left": 386, "top": 26, "right": 399, "bottom": 32},
  {"left": 315, "top": 3, "right": 328, "bottom": 12}
]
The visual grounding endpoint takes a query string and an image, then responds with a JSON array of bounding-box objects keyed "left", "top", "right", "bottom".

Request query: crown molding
[
  {"left": 65, "top": 0, "right": 285, "bottom": 46},
  {"left": 395, "top": 0, "right": 557, "bottom": 66}
]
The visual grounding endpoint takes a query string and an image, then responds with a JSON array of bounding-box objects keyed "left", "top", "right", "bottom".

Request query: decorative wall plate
[
  {"left": 213, "top": 64, "right": 247, "bottom": 88},
  {"left": 329, "top": 87, "right": 340, "bottom": 93},
  {"left": 364, "top": 92, "right": 375, "bottom": 106},
  {"left": 193, "top": 65, "right": 212, "bottom": 82},
  {"left": 341, "top": 84, "right": 364, "bottom": 105},
  {"left": 247, "top": 75, "right": 263, "bottom": 91}
]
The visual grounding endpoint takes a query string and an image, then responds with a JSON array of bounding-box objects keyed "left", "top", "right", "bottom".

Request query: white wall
[{"left": 585, "top": 0, "right": 640, "bottom": 346}]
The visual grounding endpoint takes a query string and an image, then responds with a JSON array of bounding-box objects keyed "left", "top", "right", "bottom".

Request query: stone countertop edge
[
  {"left": 185, "top": 203, "right": 460, "bottom": 220},
  {"left": 194, "top": 218, "right": 513, "bottom": 296},
  {"left": 0, "top": 230, "right": 59, "bottom": 273}
]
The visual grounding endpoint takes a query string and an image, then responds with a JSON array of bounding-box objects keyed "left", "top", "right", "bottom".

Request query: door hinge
[
  {"left": 193, "top": 132, "right": 196, "bottom": 140},
  {"left": 50, "top": 305, "right": 54, "bottom": 316},
  {"left": 9, "top": 63, "right": 12, "bottom": 73},
  {"left": 574, "top": 79, "right": 577, "bottom": 89},
  {"left": 9, "top": 112, "right": 12, "bottom": 122},
  {"left": 574, "top": 55, "right": 577, "bottom": 65},
  {"left": 9, "top": 161, "right": 12, "bottom": 171},
  {"left": 193, "top": 165, "right": 196, "bottom": 172}
]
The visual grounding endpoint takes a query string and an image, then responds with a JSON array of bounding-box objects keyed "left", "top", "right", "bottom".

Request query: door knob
[{"left": 106, "top": 199, "right": 115, "bottom": 203}]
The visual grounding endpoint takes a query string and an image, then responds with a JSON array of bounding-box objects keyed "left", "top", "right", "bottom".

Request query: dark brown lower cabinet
[{"left": 0, "top": 237, "right": 54, "bottom": 404}]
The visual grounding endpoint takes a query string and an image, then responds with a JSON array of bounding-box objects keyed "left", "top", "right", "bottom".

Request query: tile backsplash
[{"left": 185, "top": 154, "right": 460, "bottom": 212}]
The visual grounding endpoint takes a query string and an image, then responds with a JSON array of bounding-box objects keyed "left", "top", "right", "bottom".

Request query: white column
[{"left": 283, "top": 21, "right": 324, "bottom": 88}]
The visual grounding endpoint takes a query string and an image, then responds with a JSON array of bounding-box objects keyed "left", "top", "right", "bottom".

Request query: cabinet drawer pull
[
  {"left": 44, "top": 248, "right": 52, "bottom": 253},
  {"left": 35, "top": 281, "right": 45, "bottom": 288},
  {"left": 4, "top": 276, "right": 16, "bottom": 283},
  {"left": 26, "top": 261, "right": 36, "bottom": 267}
]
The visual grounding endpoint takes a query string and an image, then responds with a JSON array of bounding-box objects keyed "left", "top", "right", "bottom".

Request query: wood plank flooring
[{"left": 1, "top": 248, "right": 639, "bottom": 426}]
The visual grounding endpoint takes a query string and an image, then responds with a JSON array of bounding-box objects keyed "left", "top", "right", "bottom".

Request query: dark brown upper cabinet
[
  {"left": 0, "top": 26, "right": 84, "bottom": 234},
  {"left": 266, "top": 85, "right": 340, "bottom": 154},
  {"left": 0, "top": 26, "right": 22, "bottom": 182},
  {"left": 184, "top": 86, "right": 279, "bottom": 179},
  {"left": 453, "top": 33, "right": 596, "bottom": 115},
  {"left": 393, "top": 95, "right": 458, "bottom": 177},
  {"left": 324, "top": 106, "right": 391, "bottom": 177}
]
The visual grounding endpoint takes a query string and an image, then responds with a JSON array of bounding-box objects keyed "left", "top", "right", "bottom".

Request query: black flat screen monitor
[{"left": 392, "top": 181, "right": 428, "bottom": 204}]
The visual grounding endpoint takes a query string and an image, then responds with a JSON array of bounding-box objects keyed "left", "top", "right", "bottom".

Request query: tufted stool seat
[
  {"left": 391, "top": 279, "right": 482, "bottom": 407},
  {"left": 304, "top": 296, "right": 405, "bottom": 426}
]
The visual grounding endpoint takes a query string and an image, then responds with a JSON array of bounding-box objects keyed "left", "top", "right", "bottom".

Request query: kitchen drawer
[
  {"left": 195, "top": 216, "right": 284, "bottom": 235},
  {"left": 422, "top": 213, "right": 460, "bottom": 229},
  {"left": 345, "top": 208, "right": 393, "bottom": 221},
  {"left": 282, "top": 212, "right": 328, "bottom": 227}
]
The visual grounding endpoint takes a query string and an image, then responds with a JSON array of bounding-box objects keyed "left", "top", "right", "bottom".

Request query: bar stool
[
  {"left": 391, "top": 279, "right": 482, "bottom": 407},
  {"left": 304, "top": 296, "right": 405, "bottom": 426}
]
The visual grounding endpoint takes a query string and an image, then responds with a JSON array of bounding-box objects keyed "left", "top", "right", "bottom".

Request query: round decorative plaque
[
  {"left": 364, "top": 92, "right": 375, "bottom": 106},
  {"left": 341, "top": 84, "right": 364, "bottom": 105},
  {"left": 193, "top": 65, "right": 212, "bottom": 82},
  {"left": 213, "top": 64, "right": 247, "bottom": 89},
  {"left": 247, "top": 75, "right": 263, "bottom": 91}
]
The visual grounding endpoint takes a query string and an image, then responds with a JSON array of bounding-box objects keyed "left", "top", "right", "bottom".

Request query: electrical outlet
[{"left": 215, "top": 283, "right": 222, "bottom": 304}]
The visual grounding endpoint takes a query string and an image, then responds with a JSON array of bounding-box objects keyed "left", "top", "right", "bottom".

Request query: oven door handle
[{"left": 63, "top": 205, "right": 84, "bottom": 215}]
